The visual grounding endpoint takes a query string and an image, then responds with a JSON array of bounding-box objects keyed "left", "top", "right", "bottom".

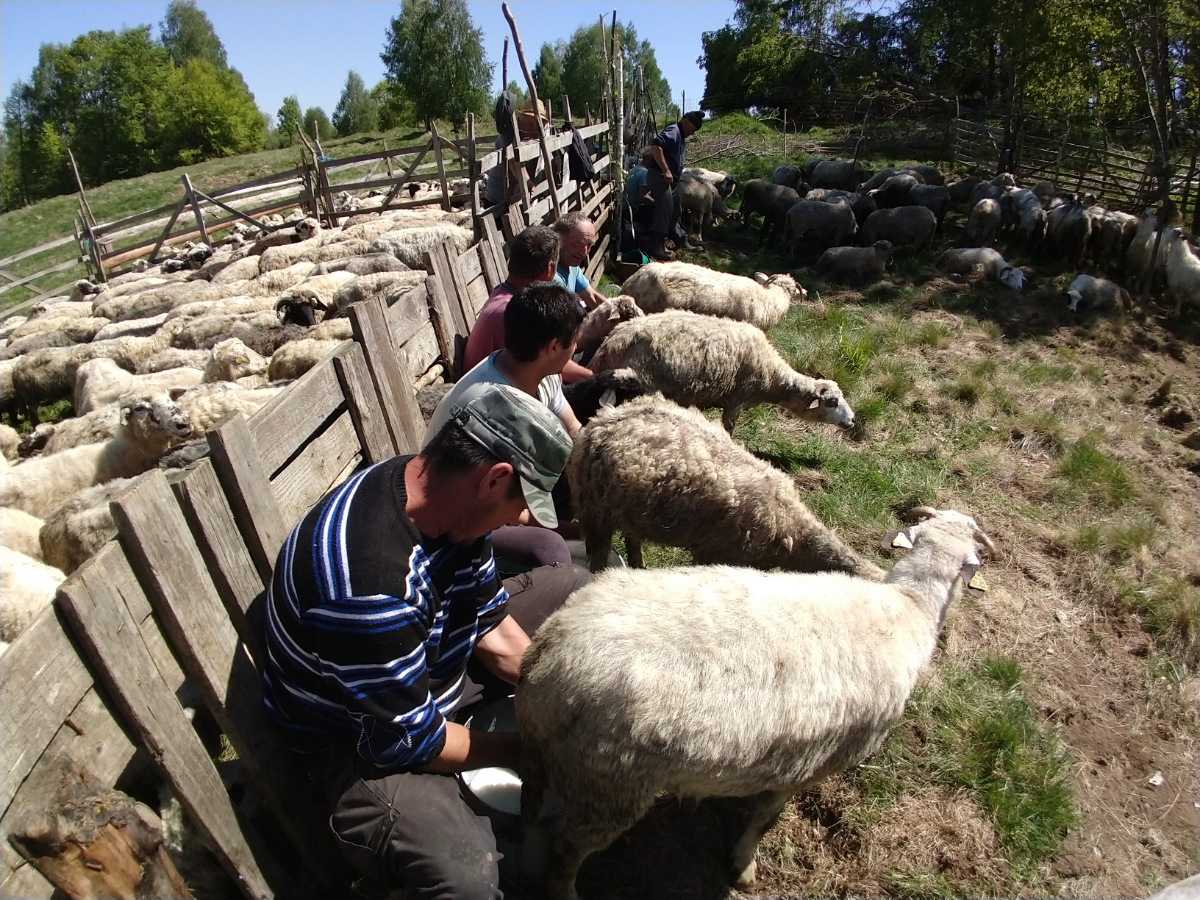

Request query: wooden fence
[{"left": 0, "top": 213, "right": 592, "bottom": 896}]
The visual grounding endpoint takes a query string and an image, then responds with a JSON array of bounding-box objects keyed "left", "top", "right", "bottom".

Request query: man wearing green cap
[{"left": 263, "top": 382, "right": 589, "bottom": 899}]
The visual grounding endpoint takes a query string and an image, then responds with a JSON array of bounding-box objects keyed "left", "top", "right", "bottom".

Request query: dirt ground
[{"left": 550, "top": 216, "right": 1198, "bottom": 900}]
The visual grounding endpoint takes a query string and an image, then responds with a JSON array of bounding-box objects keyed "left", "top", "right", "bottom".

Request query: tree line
[
  {"left": 1, "top": 0, "right": 676, "bottom": 212},
  {"left": 700, "top": 0, "right": 1196, "bottom": 150}
]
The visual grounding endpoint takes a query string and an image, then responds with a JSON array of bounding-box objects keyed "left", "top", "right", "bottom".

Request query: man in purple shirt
[{"left": 645, "top": 111, "right": 704, "bottom": 260}]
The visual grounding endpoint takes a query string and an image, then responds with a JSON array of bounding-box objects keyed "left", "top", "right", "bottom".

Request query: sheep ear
[
  {"left": 754, "top": 272, "right": 770, "bottom": 285},
  {"left": 808, "top": 398, "right": 820, "bottom": 410},
  {"left": 599, "top": 388, "right": 617, "bottom": 408},
  {"left": 120, "top": 406, "right": 132, "bottom": 425},
  {"left": 782, "top": 535, "right": 794, "bottom": 552},
  {"left": 607, "top": 308, "right": 622, "bottom": 321},
  {"left": 168, "top": 387, "right": 188, "bottom": 402},
  {"left": 880, "top": 528, "right": 914, "bottom": 552}
]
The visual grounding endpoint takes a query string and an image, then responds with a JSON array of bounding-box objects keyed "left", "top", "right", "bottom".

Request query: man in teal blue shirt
[{"left": 553, "top": 212, "right": 606, "bottom": 310}]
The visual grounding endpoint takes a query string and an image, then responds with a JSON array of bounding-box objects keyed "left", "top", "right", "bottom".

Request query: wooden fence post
[
  {"left": 503, "top": 3, "right": 561, "bottom": 220},
  {"left": 431, "top": 121, "right": 452, "bottom": 212},
  {"left": 67, "top": 149, "right": 96, "bottom": 228},
  {"left": 148, "top": 198, "right": 188, "bottom": 265},
  {"left": 181, "top": 173, "right": 210, "bottom": 246}
]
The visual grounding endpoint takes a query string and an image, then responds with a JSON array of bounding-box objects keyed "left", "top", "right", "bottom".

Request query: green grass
[{"left": 1055, "top": 437, "right": 1136, "bottom": 508}]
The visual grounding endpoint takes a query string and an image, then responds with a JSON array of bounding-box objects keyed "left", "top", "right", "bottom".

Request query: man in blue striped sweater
[{"left": 263, "top": 383, "right": 589, "bottom": 899}]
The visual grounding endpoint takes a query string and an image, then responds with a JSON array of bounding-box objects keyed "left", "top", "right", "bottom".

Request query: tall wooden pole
[
  {"left": 67, "top": 149, "right": 96, "bottom": 227},
  {"left": 502, "top": 37, "right": 508, "bottom": 91},
  {"left": 502, "top": 2, "right": 561, "bottom": 220}
]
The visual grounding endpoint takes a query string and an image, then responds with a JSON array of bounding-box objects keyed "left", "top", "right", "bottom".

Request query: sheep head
[
  {"left": 755, "top": 272, "right": 807, "bottom": 304},
  {"left": 1065, "top": 290, "right": 1084, "bottom": 312},
  {"left": 210, "top": 338, "right": 268, "bottom": 381},
  {"left": 998, "top": 266, "right": 1025, "bottom": 291},
  {"left": 788, "top": 378, "right": 855, "bottom": 429},
  {"left": 891, "top": 508, "right": 997, "bottom": 594},
  {"left": 119, "top": 392, "right": 193, "bottom": 444},
  {"left": 293, "top": 218, "right": 321, "bottom": 242},
  {"left": 275, "top": 295, "right": 322, "bottom": 326}
]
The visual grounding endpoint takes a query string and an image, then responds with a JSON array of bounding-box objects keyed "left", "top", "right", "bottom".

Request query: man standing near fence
[
  {"left": 644, "top": 110, "right": 704, "bottom": 260},
  {"left": 553, "top": 211, "right": 607, "bottom": 311}
]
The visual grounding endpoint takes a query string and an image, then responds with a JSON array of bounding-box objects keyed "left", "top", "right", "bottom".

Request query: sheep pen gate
[{"left": 0, "top": 185, "right": 614, "bottom": 896}]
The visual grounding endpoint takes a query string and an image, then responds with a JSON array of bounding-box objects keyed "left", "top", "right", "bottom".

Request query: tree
[
  {"left": 277, "top": 95, "right": 301, "bottom": 146},
  {"left": 161, "top": 57, "right": 266, "bottom": 164},
  {"left": 303, "top": 106, "right": 336, "bottom": 142},
  {"left": 372, "top": 80, "right": 415, "bottom": 131},
  {"left": 333, "top": 71, "right": 379, "bottom": 136},
  {"left": 504, "top": 80, "right": 527, "bottom": 111},
  {"left": 381, "top": 0, "right": 493, "bottom": 130},
  {"left": 532, "top": 42, "right": 565, "bottom": 105},
  {"left": 160, "top": 0, "right": 228, "bottom": 69}
]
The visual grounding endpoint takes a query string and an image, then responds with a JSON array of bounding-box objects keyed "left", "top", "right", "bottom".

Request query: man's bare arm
[
  {"left": 420, "top": 722, "right": 520, "bottom": 773},
  {"left": 473, "top": 613, "right": 530, "bottom": 684}
]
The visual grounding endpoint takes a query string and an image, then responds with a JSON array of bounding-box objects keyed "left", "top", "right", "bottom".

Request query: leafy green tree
[
  {"left": 303, "top": 106, "right": 336, "bottom": 142},
  {"left": 381, "top": 0, "right": 493, "bottom": 130},
  {"left": 504, "top": 80, "right": 527, "bottom": 111},
  {"left": 532, "top": 42, "right": 565, "bottom": 105},
  {"left": 160, "top": 0, "right": 228, "bottom": 69},
  {"left": 333, "top": 71, "right": 379, "bottom": 136},
  {"left": 277, "top": 95, "right": 301, "bottom": 147},
  {"left": 372, "top": 80, "right": 415, "bottom": 131},
  {"left": 161, "top": 58, "right": 266, "bottom": 164}
]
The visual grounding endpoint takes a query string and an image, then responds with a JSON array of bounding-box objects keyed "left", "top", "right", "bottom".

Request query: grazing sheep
[
  {"left": 74, "top": 358, "right": 204, "bottom": 416},
  {"left": 591, "top": 310, "right": 854, "bottom": 433},
  {"left": 516, "top": 507, "right": 995, "bottom": 900},
  {"left": 860, "top": 206, "right": 937, "bottom": 253},
  {"left": 1165, "top": 230, "right": 1200, "bottom": 317},
  {"left": 738, "top": 180, "right": 800, "bottom": 228},
  {"left": 936, "top": 248, "right": 1025, "bottom": 290},
  {"left": 678, "top": 176, "right": 740, "bottom": 242},
  {"left": 757, "top": 194, "right": 801, "bottom": 247},
  {"left": 1, "top": 422, "right": 18, "bottom": 460},
  {"left": 809, "top": 158, "right": 864, "bottom": 191},
  {"left": 368, "top": 224, "right": 473, "bottom": 269},
  {"left": 173, "top": 382, "right": 285, "bottom": 436},
  {"left": 40, "top": 478, "right": 135, "bottom": 574},
  {"left": 1, "top": 507, "right": 46, "bottom": 561},
  {"left": 1, "top": 393, "right": 191, "bottom": 518},
  {"left": 859, "top": 167, "right": 897, "bottom": 192},
  {"left": 1065, "top": 274, "right": 1130, "bottom": 313},
  {"left": 266, "top": 339, "right": 341, "bottom": 381},
  {"left": 946, "top": 175, "right": 982, "bottom": 205},
  {"left": 966, "top": 198, "right": 1002, "bottom": 247},
  {"left": 561, "top": 368, "right": 650, "bottom": 425},
  {"left": 203, "top": 338, "right": 269, "bottom": 383},
  {"left": 868, "top": 173, "right": 920, "bottom": 209},
  {"left": 575, "top": 296, "right": 645, "bottom": 365},
  {"left": 783, "top": 200, "right": 858, "bottom": 254},
  {"left": 0, "top": 547, "right": 66, "bottom": 642},
  {"left": 906, "top": 184, "right": 951, "bottom": 230},
  {"left": 815, "top": 241, "right": 893, "bottom": 283},
  {"left": 569, "top": 396, "right": 884, "bottom": 576},
  {"left": 804, "top": 190, "right": 876, "bottom": 227},
  {"left": 682, "top": 167, "right": 736, "bottom": 198},
  {"left": 310, "top": 252, "right": 411, "bottom": 276},
  {"left": 619, "top": 262, "right": 804, "bottom": 330},
  {"left": 771, "top": 165, "right": 803, "bottom": 190}
]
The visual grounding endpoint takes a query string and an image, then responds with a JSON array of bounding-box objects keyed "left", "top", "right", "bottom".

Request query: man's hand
[
  {"left": 420, "top": 722, "right": 521, "bottom": 773},
  {"left": 473, "top": 614, "right": 530, "bottom": 684}
]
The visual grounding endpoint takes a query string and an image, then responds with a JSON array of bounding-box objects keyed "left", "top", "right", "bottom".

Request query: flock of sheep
[
  {"left": 682, "top": 156, "right": 1199, "bottom": 317},
  {"left": 0, "top": 205, "right": 478, "bottom": 654}
]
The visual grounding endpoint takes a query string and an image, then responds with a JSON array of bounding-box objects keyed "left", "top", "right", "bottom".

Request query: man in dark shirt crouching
[
  {"left": 262, "top": 382, "right": 590, "bottom": 899},
  {"left": 645, "top": 110, "right": 704, "bottom": 260}
]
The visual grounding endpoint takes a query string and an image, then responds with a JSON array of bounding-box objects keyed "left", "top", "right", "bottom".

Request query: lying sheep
[
  {"left": 74, "top": 357, "right": 204, "bottom": 415},
  {"left": 1, "top": 393, "right": 191, "bottom": 519},
  {"left": 1, "top": 507, "right": 46, "bottom": 561},
  {"left": 574, "top": 295, "right": 644, "bottom": 365},
  {"left": 1065, "top": 274, "right": 1130, "bottom": 313},
  {"left": 591, "top": 310, "right": 854, "bottom": 433},
  {"left": 569, "top": 395, "right": 885, "bottom": 576},
  {"left": 0, "top": 547, "right": 66, "bottom": 643},
  {"left": 935, "top": 248, "right": 1025, "bottom": 290},
  {"left": 966, "top": 198, "right": 1001, "bottom": 247},
  {"left": 815, "top": 241, "right": 892, "bottom": 283},
  {"left": 516, "top": 507, "right": 995, "bottom": 899},
  {"left": 619, "top": 262, "right": 804, "bottom": 330},
  {"left": 860, "top": 206, "right": 937, "bottom": 253},
  {"left": 203, "top": 338, "right": 269, "bottom": 383},
  {"left": 738, "top": 180, "right": 800, "bottom": 228},
  {"left": 266, "top": 339, "right": 341, "bottom": 381},
  {"left": 784, "top": 200, "right": 858, "bottom": 255},
  {"left": 1165, "top": 230, "right": 1200, "bottom": 317},
  {"left": 678, "top": 175, "right": 740, "bottom": 242},
  {"left": 40, "top": 478, "right": 135, "bottom": 575}
]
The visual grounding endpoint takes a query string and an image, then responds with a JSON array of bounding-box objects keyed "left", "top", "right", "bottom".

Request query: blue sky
[{"left": 0, "top": 1, "right": 737, "bottom": 125}]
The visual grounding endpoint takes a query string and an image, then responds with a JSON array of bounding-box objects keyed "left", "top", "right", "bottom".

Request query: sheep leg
[
  {"left": 624, "top": 535, "right": 644, "bottom": 568},
  {"left": 721, "top": 404, "right": 742, "bottom": 433},
  {"left": 545, "top": 792, "right": 652, "bottom": 900},
  {"left": 584, "top": 527, "right": 614, "bottom": 572},
  {"left": 729, "top": 789, "right": 791, "bottom": 889}
]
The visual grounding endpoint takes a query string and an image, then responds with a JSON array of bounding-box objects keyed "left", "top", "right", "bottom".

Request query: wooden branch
[{"left": 503, "top": 2, "right": 561, "bottom": 220}]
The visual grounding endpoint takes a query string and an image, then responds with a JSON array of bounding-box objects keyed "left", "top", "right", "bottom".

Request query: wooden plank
[
  {"left": 56, "top": 545, "right": 274, "bottom": 900},
  {"left": 182, "top": 173, "right": 211, "bottom": 246},
  {"left": 402, "top": 322, "right": 441, "bottom": 381},
  {"left": 91, "top": 201, "right": 182, "bottom": 238},
  {"left": 482, "top": 216, "right": 509, "bottom": 266},
  {"left": 477, "top": 239, "right": 502, "bottom": 293},
  {"left": 0, "top": 235, "right": 77, "bottom": 268},
  {"left": 333, "top": 341, "right": 396, "bottom": 465},
  {"left": 207, "top": 415, "right": 290, "bottom": 581},
  {"left": 249, "top": 351, "right": 349, "bottom": 477},
  {"left": 112, "top": 472, "right": 341, "bottom": 893},
  {"left": 582, "top": 181, "right": 613, "bottom": 220},
  {"left": 350, "top": 297, "right": 424, "bottom": 454},
  {"left": 425, "top": 242, "right": 469, "bottom": 337},
  {"left": 147, "top": 199, "right": 187, "bottom": 265},
  {"left": 0, "top": 605, "right": 94, "bottom": 819},
  {"left": 171, "top": 459, "right": 269, "bottom": 665},
  {"left": 465, "top": 274, "right": 488, "bottom": 317},
  {"left": 459, "top": 245, "right": 483, "bottom": 282},
  {"left": 329, "top": 169, "right": 469, "bottom": 195},
  {"left": 385, "top": 280, "right": 432, "bottom": 345},
  {"left": 586, "top": 232, "right": 611, "bottom": 284},
  {"left": 442, "top": 240, "right": 477, "bottom": 330},
  {"left": 207, "top": 166, "right": 305, "bottom": 198},
  {"left": 0, "top": 258, "right": 83, "bottom": 297},
  {"left": 270, "top": 411, "right": 361, "bottom": 525},
  {"left": 431, "top": 123, "right": 452, "bottom": 213},
  {"left": 321, "top": 141, "right": 438, "bottom": 169},
  {"left": 424, "top": 272, "right": 462, "bottom": 379}
]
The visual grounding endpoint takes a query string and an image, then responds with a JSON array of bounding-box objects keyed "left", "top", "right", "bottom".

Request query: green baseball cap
[{"left": 448, "top": 382, "right": 571, "bottom": 529}]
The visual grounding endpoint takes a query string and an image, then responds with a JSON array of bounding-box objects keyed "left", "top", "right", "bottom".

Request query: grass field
[{"left": 574, "top": 148, "right": 1197, "bottom": 899}]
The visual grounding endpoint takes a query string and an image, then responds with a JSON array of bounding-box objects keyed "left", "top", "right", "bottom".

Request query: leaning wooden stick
[{"left": 502, "top": 2, "right": 561, "bottom": 220}]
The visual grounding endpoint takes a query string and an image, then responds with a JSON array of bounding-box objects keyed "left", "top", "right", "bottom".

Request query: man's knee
[{"left": 503, "top": 562, "right": 590, "bottom": 634}]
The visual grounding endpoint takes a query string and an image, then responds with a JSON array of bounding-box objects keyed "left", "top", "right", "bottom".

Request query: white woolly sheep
[
  {"left": 39, "top": 478, "right": 136, "bottom": 575},
  {"left": 935, "top": 248, "right": 1025, "bottom": 291},
  {"left": 1126, "top": 211, "right": 1171, "bottom": 284},
  {"left": 684, "top": 167, "right": 737, "bottom": 197},
  {"left": 1065, "top": 274, "right": 1130, "bottom": 313},
  {"left": 40, "top": 406, "right": 122, "bottom": 455},
  {"left": 311, "top": 252, "right": 411, "bottom": 276},
  {"left": 619, "top": 262, "right": 805, "bottom": 331},
  {"left": 515, "top": 507, "right": 996, "bottom": 900},
  {"left": 815, "top": 241, "right": 893, "bottom": 283},
  {"left": 590, "top": 310, "right": 854, "bottom": 433},
  {"left": 172, "top": 311, "right": 281, "bottom": 351},
  {"left": 0, "top": 546, "right": 66, "bottom": 642},
  {"left": 266, "top": 339, "right": 341, "bottom": 381},
  {"left": 568, "top": 395, "right": 885, "bottom": 577},
  {"left": 8, "top": 314, "right": 109, "bottom": 343},
  {"left": 369, "top": 224, "right": 473, "bottom": 269},
  {"left": 966, "top": 198, "right": 1001, "bottom": 247},
  {"left": 860, "top": 206, "right": 937, "bottom": 252},
  {"left": 308, "top": 317, "right": 354, "bottom": 342},
  {"left": 257, "top": 236, "right": 323, "bottom": 273},
  {"left": 173, "top": 382, "right": 285, "bottom": 436},
  {"left": 203, "top": 338, "right": 269, "bottom": 383},
  {"left": 784, "top": 200, "right": 858, "bottom": 254},
  {"left": 1, "top": 422, "right": 18, "bottom": 460},
  {"left": 1, "top": 507, "right": 46, "bottom": 561},
  {"left": 678, "top": 176, "right": 740, "bottom": 242},
  {"left": 74, "top": 358, "right": 204, "bottom": 416},
  {"left": 138, "top": 348, "right": 211, "bottom": 374},
  {"left": 94, "top": 280, "right": 210, "bottom": 323},
  {"left": 168, "top": 294, "right": 271, "bottom": 322},
  {"left": 0, "top": 331, "right": 79, "bottom": 361},
  {"left": 311, "top": 239, "right": 373, "bottom": 264},
  {"left": 329, "top": 271, "right": 426, "bottom": 315},
  {"left": 574, "top": 295, "right": 645, "bottom": 365},
  {"left": 210, "top": 256, "right": 263, "bottom": 284},
  {"left": 277, "top": 271, "right": 357, "bottom": 315},
  {"left": 249, "top": 217, "right": 320, "bottom": 255},
  {"left": 1165, "top": 230, "right": 1200, "bottom": 317},
  {"left": 1, "top": 393, "right": 192, "bottom": 518},
  {"left": 92, "top": 313, "right": 170, "bottom": 342},
  {"left": 0, "top": 315, "right": 28, "bottom": 340}
]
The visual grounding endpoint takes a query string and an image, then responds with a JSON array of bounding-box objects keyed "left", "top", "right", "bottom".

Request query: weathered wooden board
[
  {"left": 333, "top": 342, "right": 396, "bottom": 465},
  {"left": 350, "top": 296, "right": 426, "bottom": 454},
  {"left": 386, "top": 280, "right": 433, "bottom": 346},
  {"left": 404, "top": 321, "right": 441, "bottom": 383},
  {"left": 477, "top": 239, "right": 503, "bottom": 294},
  {"left": 459, "top": 247, "right": 483, "bottom": 283},
  {"left": 270, "top": 410, "right": 362, "bottom": 525},
  {"left": 56, "top": 545, "right": 273, "bottom": 900},
  {"left": 481, "top": 216, "right": 508, "bottom": 267},
  {"left": 208, "top": 415, "right": 289, "bottom": 581},
  {"left": 465, "top": 274, "right": 488, "bottom": 318},
  {"left": 425, "top": 242, "right": 469, "bottom": 337},
  {"left": 249, "top": 347, "right": 350, "bottom": 477},
  {"left": 112, "top": 472, "right": 341, "bottom": 892},
  {"left": 424, "top": 272, "right": 460, "bottom": 378}
]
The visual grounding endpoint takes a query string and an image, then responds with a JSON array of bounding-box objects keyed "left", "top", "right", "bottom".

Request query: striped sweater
[{"left": 262, "top": 456, "right": 508, "bottom": 771}]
